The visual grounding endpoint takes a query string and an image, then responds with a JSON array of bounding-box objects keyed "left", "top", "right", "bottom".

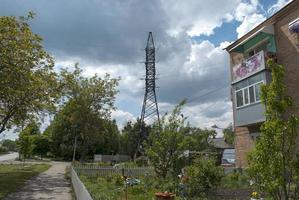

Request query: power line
[{"left": 187, "top": 83, "right": 230, "bottom": 103}]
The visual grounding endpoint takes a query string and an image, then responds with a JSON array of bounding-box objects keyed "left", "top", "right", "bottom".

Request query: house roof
[
  {"left": 208, "top": 137, "right": 234, "bottom": 149},
  {"left": 225, "top": 0, "right": 299, "bottom": 52}
]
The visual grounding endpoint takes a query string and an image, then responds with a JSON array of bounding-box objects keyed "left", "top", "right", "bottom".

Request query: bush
[
  {"left": 221, "top": 171, "right": 250, "bottom": 189},
  {"left": 185, "top": 156, "right": 224, "bottom": 197},
  {"left": 0, "top": 146, "right": 8, "bottom": 154},
  {"left": 1, "top": 139, "right": 17, "bottom": 151}
]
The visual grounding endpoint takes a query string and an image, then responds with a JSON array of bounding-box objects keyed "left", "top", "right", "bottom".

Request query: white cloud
[
  {"left": 236, "top": 13, "right": 266, "bottom": 38},
  {"left": 161, "top": 0, "right": 241, "bottom": 37},
  {"left": 234, "top": 0, "right": 259, "bottom": 21},
  {"left": 267, "top": 0, "right": 292, "bottom": 15},
  {"left": 158, "top": 100, "right": 232, "bottom": 132},
  {"left": 111, "top": 109, "right": 135, "bottom": 129},
  {"left": 233, "top": 0, "right": 266, "bottom": 38}
]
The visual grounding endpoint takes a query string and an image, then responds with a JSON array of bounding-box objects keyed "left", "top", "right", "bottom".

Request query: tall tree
[
  {"left": 0, "top": 13, "right": 60, "bottom": 134},
  {"left": 95, "top": 119, "right": 120, "bottom": 155},
  {"left": 119, "top": 119, "right": 150, "bottom": 158},
  {"left": 223, "top": 123, "right": 234, "bottom": 145},
  {"left": 32, "top": 134, "right": 50, "bottom": 159},
  {"left": 248, "top": 59, "right": 299, "bottom": 200},
  {"left": 47, "top": 65, "right": 119, "bottom": 161},
  {"left": 17, "top": 121, "right": 40, "bottom": 159},
  {"left": 1, "top": 139, "right": 17, "bottom": 151},
  {"left": 145, "top": 101, "right": 186, "bottom": 179}
]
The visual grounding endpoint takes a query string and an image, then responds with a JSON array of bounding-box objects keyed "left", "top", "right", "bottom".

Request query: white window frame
[{"left": 235, "top": 80, "right": 264, "bottom": 109}]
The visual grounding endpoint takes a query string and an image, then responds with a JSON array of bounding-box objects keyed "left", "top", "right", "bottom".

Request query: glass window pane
[
  {"left": 235, "top": 80, "right": 248, "bottom": 90},
  {"left": 248, "top": 73, "right": 263, "bottom": 85},
  {"left": 244, "top": 88, "right": 249, "bottom": 104},
  {"left": 255, "top": 82, "right": 263, "bottom": 101},
  {"left": 236, "top": 90, "right": 243, "bottom": 107},
  {"left": 249, "top": 86, "right": 255, "bottom": 103}
]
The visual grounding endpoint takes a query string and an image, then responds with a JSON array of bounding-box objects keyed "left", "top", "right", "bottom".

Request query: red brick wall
[
  {"left": 275, "top": 6, "right": 299, "bottom": 117},
  {"left": 234, "top": 127, "right": 254, "bottom": 168}
]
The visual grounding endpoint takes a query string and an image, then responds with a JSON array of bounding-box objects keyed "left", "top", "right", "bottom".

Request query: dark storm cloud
[
  {"left": 0, "top": 0, "right": 172, "bottom": 64},
  {"left": 0, "top": 0, "right": 232, "bottom": 123}
]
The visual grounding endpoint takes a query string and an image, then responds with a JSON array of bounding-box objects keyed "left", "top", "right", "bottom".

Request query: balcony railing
[{"left": 232, "top": 51, "right": 266, "bottom": 83}]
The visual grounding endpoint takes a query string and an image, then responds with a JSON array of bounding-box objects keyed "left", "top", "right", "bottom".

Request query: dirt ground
[{"left": 4, "top": 162, "right": 72, "bottom": 200}]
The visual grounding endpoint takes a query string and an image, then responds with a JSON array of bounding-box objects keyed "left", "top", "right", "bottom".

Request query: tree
[
  {"left": 180, "top": 127, "right": 216, "bottom": 152},
  {"left": 119, "top": 119, "right": 150, "bottom": 158},
  {"left": 95, "top": 119, "right": 120, "bottom": 155},
  {"left": 145, "top": 101, "right": 186, "bottom": 179},
  {"left": 47, "top": 65, "right": 119, "bottom": 161},
  {"left": 0, "top": 13, "right": 60, "bottom": 134},
  {"left": 248, "top": 59, "right": 299, "bottom": 200},
  {"left": 17, "top": 121, "right": 40, "bottom": 160},
  {"left": 1, "top": 139, "right": 17, "bottom": 151},
  {"left": 223, "top": 123, "right": 234, "bottom": 145},
  {"left": 32, "top": 134, "right": 50, "bottom": 159}
]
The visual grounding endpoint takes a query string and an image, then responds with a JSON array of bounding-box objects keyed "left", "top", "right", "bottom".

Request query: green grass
[
  {"left": 80, "top": 175, "right": 158, "bottom": 200},
  {"left": 0, "top": 164, "right": 51, "bottom": 199}
]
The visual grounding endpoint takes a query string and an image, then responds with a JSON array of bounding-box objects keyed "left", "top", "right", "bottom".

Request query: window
[
  {"left": 249, "top": 86, "right": 255, "bottom": 103},
  {"left": 236, "top": 90, "right": 243, "bottom": 107},
  {"left": 245, "top": 41, "right": 269, "bottom": 59},
  {"left": 235, "top": 73, "right": 264, "bottom": 108},
  {"left": 255, "top": 82, "right": 263, "bottom": 101}
]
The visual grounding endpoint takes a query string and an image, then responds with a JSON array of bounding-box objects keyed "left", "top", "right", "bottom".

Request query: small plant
[{"left": 251, "top": 191, "right": 262, "bottom": 200}]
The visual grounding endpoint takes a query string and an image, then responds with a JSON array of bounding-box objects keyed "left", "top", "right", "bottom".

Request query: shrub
[
  {"left": 185, "top": 156, "right": 223, "bottom": 197},
  {"left": 0, "top": 146, "right": 8, "bottom": 154},
  {"left": 221, "top": 171, "right": 250, "bottom": 189}
]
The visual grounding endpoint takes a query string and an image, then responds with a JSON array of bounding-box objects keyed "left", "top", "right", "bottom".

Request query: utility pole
[
  {"left": 137, "top": 32, "right": 160, "bottom": 157},
  {"left": 72, "top": 135, "right": 77, "bottom": 162}
]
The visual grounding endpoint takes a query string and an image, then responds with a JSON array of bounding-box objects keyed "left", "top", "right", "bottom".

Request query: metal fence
[{"left": 73, "top": 164, "right": 155, "bottom": 178}]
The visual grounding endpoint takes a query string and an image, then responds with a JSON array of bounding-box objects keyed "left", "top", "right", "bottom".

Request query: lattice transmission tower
[{"left": 140, "top": 32, "right": 160, "bottom": 139}]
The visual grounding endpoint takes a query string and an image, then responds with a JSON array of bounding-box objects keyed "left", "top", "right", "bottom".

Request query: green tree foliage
[
  {"left": 145, "top": 101, "right": 186, "bottom": 179},
  {"left": 0, "top": 146, "right": 8, "bottom": 154},
  {"left": 32, "top": 134, "right": 50, "bottom": 159},
  {"left": 119, "top": 119, "right": 151, "bottom": 159},
  {"left": 186, "top": 156, "right": 223, "bottom": 197},
  {"left": 47, "top": 65, "right": 119, "bottom": 161},
  {"left": 223, "top": 123, "right": 234, "bottom": 145},
  {"left": 145, "top": 100, "right": 218, "bottom": 180},
  {"left": 95, "top": 119, "right": 120, "bottom": 155},
  {"left": 0, "top": 13, "right": 60, "bottom": 134},
  {"left": 1, "top": 139, "right": 17, "bottom": 151},
  {"left": 248, "top": 59, "right": 299, "bottom": 200},
  {"left": 180, "top": 126, "right": 215, "bottom": 152},
  {"left": 17, "top": 122, "right": 41, "bottom": 159}
]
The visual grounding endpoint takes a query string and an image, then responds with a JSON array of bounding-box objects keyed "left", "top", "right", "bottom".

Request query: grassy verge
[{"left": 0, "top": 164, "right": 51, "bottom": 199}]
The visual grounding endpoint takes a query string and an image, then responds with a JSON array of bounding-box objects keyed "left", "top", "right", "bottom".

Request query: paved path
[
  {"left": 5, "top": 162, "right": 72, "bottom": 200},
  {"left": 0, "top": 152, "right": 18, "bottom": 162}
]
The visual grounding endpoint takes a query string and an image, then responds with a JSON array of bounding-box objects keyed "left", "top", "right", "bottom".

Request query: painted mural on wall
[{"left": 232, "top": 51, "right": 265, "bottom": 82}]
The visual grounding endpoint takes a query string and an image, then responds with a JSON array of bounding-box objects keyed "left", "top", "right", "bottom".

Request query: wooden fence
[{"left": 73, "top": 164, "right": 155, "bottom": 178}]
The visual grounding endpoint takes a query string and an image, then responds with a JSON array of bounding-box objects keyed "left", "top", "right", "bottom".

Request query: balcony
[
  {"left": 231, "top": 51, "right": 273, "bottom": 127},
  {"left": 232, "top": 51, "right": 265, "bottom": 83}
]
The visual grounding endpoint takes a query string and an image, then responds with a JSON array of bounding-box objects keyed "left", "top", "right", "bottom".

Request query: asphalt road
[{"left": 0, "top": 152, "right": 18, "bottom": 162}]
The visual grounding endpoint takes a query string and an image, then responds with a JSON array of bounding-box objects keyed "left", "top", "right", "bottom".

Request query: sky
[{"left": 0, "top": 0, "right": 293, "bottom": 139}]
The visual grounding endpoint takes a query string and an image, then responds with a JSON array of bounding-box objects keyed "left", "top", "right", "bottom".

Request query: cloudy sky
[{"left": 0, "top": 0, "right": 292, "bottom": 135}]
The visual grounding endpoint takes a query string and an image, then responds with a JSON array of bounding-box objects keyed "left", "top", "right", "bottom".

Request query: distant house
[
  {"left": 94, "top": 154, "right": 130, "bottom": 163},
  {"left": 208, "top": 137, "right": 234, "bottom": 165},
  {"left": 225, "top": 1, "right": 299, "bottom": 168}
]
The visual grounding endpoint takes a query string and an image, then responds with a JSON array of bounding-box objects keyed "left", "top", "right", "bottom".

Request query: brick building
[{"left": 225, "top": 0, "right": 299, "bottom": 168}]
